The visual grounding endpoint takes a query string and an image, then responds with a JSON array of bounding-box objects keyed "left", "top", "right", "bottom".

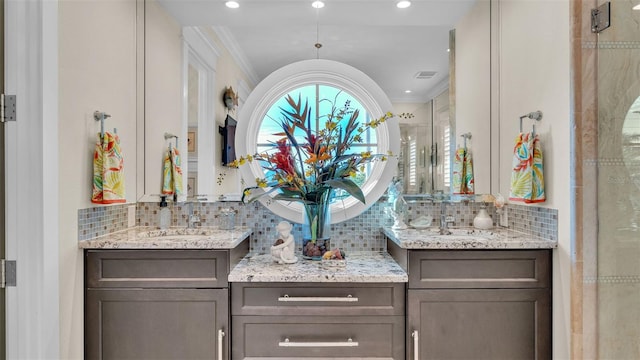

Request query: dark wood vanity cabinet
[
  {"left": 85, "top": 246, "right": 248, "bottom": 360},
  {"left": 230, "top": 282, "right": 406, "bottom": 359},
  {"left": 393, "top": 247, "right": 552, "bottom": 360}
]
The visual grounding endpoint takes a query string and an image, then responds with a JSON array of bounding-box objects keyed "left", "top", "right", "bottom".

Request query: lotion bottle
[{"left": 159, "top": 195, "right": 171, "bottom": 229}]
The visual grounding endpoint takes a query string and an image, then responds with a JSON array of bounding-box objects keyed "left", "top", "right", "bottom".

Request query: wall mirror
[{"left": 138, "top": 0, "right": 492, "bottom": 202}]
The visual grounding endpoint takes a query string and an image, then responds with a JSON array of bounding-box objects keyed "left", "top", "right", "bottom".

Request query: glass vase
[{"left": 302, "top": 200, "right": 331, "bottom": 260}]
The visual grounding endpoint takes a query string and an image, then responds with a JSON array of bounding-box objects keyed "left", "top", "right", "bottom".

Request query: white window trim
[{"left": 236, "top": 59, "right": 399, "bottom": 223}]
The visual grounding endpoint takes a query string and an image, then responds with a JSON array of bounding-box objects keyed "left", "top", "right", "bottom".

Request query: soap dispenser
[{"left": 159, "top": 195, "right": 171, "bottom": 229}]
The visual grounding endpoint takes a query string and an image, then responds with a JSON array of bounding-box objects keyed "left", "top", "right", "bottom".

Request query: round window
[{"left": 236, "top": 59, "right": 400, "bottom": 223}]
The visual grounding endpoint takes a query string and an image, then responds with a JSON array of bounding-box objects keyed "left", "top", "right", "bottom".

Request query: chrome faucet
[
  {"left": 439, "top": 201, "right": 455, "bottom": 235},
  {"left": 186, "top": 201, "right": 201, "bottom": 228},
  {"left": 184, "top": 195, "right": 208, "bottom": 228}
]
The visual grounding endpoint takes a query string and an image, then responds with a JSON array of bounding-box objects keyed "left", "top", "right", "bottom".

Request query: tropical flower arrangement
[{"left": 230, "top": 93, "right": 394, "bottom": 258}]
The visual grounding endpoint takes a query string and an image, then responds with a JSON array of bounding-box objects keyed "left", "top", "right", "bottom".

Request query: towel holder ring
[
  {"left": 460, "top": 132, "right": 472, "bottom": 149},
  {"left": 94, "top": 111, "right": 112, "bottom": 137},
  {"left": 164, "top": 132, "right": 179, "bottom": 150},
  {"left": 519, "top": 110, "right": 543, "bottom": 135}
]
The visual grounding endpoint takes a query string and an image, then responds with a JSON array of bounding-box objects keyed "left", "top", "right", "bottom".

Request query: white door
[
  {"left": 4, "top": 0, "right": 59, "bottom": 357},
  {"left": 0, "top": 0, "right": 5, "bottom": 356}
]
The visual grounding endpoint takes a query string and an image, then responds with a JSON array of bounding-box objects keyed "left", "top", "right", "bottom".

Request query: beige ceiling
[{"left": 158, "top": 0, "right": 479, "bottom": 103}]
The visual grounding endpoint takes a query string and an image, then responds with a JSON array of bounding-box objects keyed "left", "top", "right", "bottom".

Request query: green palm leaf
[{"left": 323, "top": 179, "right": 365, "bottom": 204}]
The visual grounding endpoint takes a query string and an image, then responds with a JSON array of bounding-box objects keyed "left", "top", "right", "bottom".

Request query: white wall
[
  {"left": 497, "top": 0, "right": 571, "bottom": 358},
  {"left": 58, "top": 0, "right": 138, "bottom": 358},
  {"left": 202, "top": 27, "right": 255, "bottom": 196},
  {"left": 456, "top": 0, "right": 491, "bottom": 194}
]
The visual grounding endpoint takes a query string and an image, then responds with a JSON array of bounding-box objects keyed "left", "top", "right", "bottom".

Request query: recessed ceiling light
[
  {"left": 312, "top": 1, "right": 325, "bottom": 9},
  {"left": 447, "top": 48, "right": 450, "bottom": 52},
  {"left": 404, "top": 90, "right": 412, "bottom": 94},
  {"left": 396, "top": 0, "right": 411, "bottom": 9},
  {"left": 225, "top": 1, "right": 239, "bottom": 9},
  {"left": 634, "top": 3, "right": 640, "bottom": 10}
]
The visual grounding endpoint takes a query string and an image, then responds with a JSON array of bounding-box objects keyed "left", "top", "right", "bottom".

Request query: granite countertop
[
  {"left": 228, "top": 252, "right": 408, "bottom": 283},
  {"left": 383, "top": 226, "right": 557, "bottom": 249},
  {"left": 78, "top": 226, "right": 252, "bottom": 249}
]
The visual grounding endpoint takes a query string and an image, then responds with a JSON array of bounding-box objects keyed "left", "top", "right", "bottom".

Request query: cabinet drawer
[
  {"left": 86, "top": 250, "right": 228, "bottom": 288},
  {"left": 409, "top": 250, "right": 550, "bottom": 289},
  {"left": 231, "top": 283, "right": 405, "bottom": 316},
  {"left": 232, "top": 315, "right": 404, "bottom": 359}
]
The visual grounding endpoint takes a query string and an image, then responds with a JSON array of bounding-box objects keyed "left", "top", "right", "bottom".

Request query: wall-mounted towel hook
[
  {"left": 94, "top": 111, "right": 112, "bottom": 138},
  {"left": 519, "top": 111, "right": 543, "bottom": 136},
  {"left": 164, "top": 132, "right": 178, "bottom": 150},
  {"left": 460, "top": 132, "right": 472, "bottom": 149}
]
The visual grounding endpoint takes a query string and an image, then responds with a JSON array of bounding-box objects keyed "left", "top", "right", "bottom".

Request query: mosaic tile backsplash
[
  {"left": 507, "top": 203, "right": 558, "bottom": 241},
  {"left": 79, "top": 199, "right": 558, "bottom": 248},
  {"left": 77, "top": 203, "right": 135, "bottom": 241},
  {"left": 136, "top": 201, "right": 392, "bottom": 252}
]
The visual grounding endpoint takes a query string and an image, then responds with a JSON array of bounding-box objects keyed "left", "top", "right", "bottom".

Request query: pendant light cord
[{"left": 315, "top": 6, "right": 321, "bottom": 59}]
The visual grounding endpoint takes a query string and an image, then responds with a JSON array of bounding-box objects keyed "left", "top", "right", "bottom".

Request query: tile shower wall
[
  {"left": 591, "top": 3, "right": 640, "bottom": 357},
  {"left": 78, "top": 200, "right": 559, "bottom": 251}
]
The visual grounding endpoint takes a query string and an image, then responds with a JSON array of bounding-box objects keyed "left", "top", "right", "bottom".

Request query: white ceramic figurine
[{"left": 270, "top": 221, "right": 298, "bottom": 264}]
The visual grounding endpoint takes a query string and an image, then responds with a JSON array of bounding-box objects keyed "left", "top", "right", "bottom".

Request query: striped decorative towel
[
  {"left": 91, "top": 131, "right": 126, "bottom": 204},
  {"left": 162, "top": 147, "right": 184, "bottom": 196},
  {"left": 509, "top": 132, "right": 545, "bottom": 203},
  {"left": 452, "top": 146, "right": 474, "bottom": 195}
]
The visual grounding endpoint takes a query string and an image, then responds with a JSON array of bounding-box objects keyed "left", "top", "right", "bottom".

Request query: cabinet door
[
  {"left": 86, "top": 288, "right": 229, "bottom": 360},
  {"left": 407, "top": 289, "right": 550, "bottom": 360}
]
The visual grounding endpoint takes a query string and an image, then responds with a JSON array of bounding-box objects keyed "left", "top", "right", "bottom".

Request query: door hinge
[
  {"left": 1, "top": 259, "right": 17, "bottom": 288},
  {"left": 1, "top": 94, "right": 17, "bottom": 123},
  {"left": 591, "top": 2, "right": 611, "bottom": 33}
]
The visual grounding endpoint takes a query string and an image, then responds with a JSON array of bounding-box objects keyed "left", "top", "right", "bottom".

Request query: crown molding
[
  {"left": 211, "top": 25, "right": 259, "bottom": 87},
  {"left": 423, "top": 76, "right": 450, "bottom": 101},
  {"left": 183, "top": 27, "right": 221, "bottom": 67}
]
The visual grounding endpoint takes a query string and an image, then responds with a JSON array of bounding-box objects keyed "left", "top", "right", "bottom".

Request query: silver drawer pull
[
  {"left": 412, "top": 330, "right": 419, "bottom": 360},
  {"left": 217, "top": 329, "right": 225, "bottom": 360},
  {"left": 278, "top": 294, "right": 358, "bottom": 302},
  {"left": 279, "top": 338, "right": 359, "bottom": 347}
]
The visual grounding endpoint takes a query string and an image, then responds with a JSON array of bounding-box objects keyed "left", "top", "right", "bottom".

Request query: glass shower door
[{"left": 596, "top": 1, "right": 640, "bottom": 358}]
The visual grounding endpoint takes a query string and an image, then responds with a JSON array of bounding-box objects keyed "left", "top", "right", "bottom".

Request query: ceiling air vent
[{"left": 415, "top": 71, "right": 437, "bottom": 79}]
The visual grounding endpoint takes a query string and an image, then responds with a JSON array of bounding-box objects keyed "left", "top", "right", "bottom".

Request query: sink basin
[
  {"left": 137, "top": 228, "right": 218, "bottom": 239},
  {"left": 447, "top": 228, "right": 496, "bottom": 237},
  {"left": 410, "top": 227, "right": 497, "bottom": 240},
  {"left": 443, "top": 228, "right": 497, "bottom": 240}
]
